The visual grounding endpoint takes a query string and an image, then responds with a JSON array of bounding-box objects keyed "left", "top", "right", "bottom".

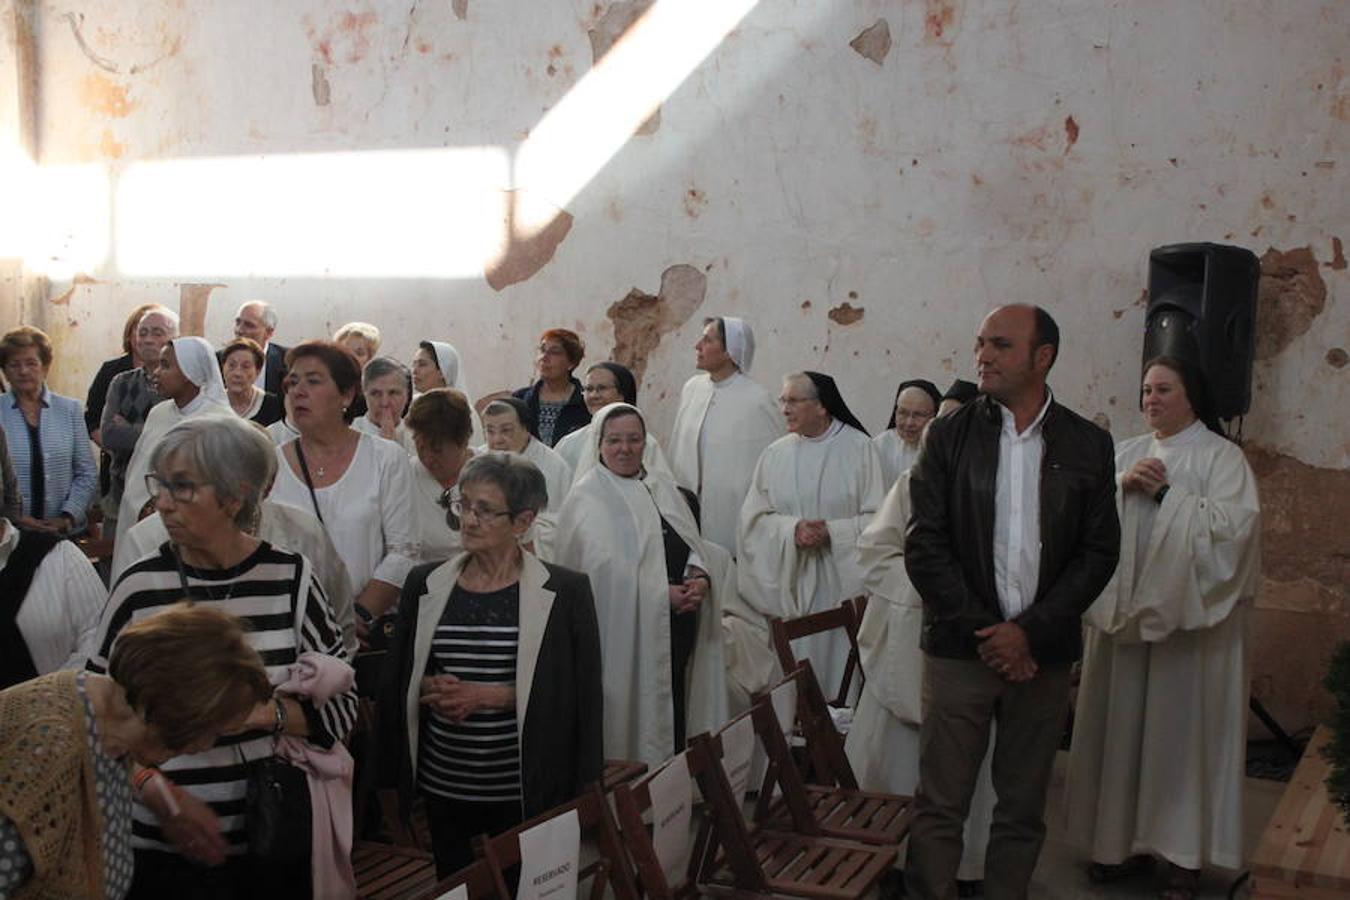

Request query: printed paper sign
[
  {"left": 648, "top": 752, "right": 692, "bottom": 886},
  {"left": 434, "top": 884, "right": 468, "bottom": 900},
  {"left": 516, "top": 808, "right": 580, "bottom": 900},
  {"left": 721, "top": 714, "right": 755, "bottom": 800}
]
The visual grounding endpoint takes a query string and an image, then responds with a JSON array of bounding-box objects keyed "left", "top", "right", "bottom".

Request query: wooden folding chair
[
  {"left": 354, "top": 841, "right": 439, "bottom": 899},
  {"left": 602, "top": 758, "right": 650, "bottom": 792},
  {"left": 472, "top": 783, "right": 640, "bottom": 900},
  {"left": 687, "top": 713, "right": 896, "bottom": 898},
  {"left": 612, "top": 752, "right": 713, "bottom": 900},
  {"left": 769, "top": 598, "right": 866, "bottom": 708},
  {"left": 402, "top": 855, "right": 501, "bottom": 900},
  {"left": 751, "top": 665, "right": 913, "bottom": 847}
]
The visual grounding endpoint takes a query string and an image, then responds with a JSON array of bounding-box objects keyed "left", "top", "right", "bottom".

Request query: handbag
[
  {"left": 170, "top": 548, "right": 315, "bottom": 862},
  {"left": 242, "top": 748, "right": 313, "bottom": 862}
]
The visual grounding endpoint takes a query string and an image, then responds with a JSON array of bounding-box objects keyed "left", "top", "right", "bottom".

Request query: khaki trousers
[{"left": 905, "top": 655, "right": 1071, "bottom": 900}]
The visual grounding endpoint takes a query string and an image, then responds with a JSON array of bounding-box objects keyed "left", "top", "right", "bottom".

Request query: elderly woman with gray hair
[
  {"left": 384, "top": 452, "right": 602, "bottom": 877},
  {"left": 89, "top": 415, "right": 356, "bottom": 898},
  {"left": 352, "top": 355, "right": 416, "bottom": 454}
]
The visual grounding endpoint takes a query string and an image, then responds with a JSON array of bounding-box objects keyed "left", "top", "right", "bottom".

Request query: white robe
[
  {"left": 736, "top": 422, "right": 884, "bottom": 695},
  {"left": 410, "top": 457, "right": 464, "bottom": 565},
  {"left": 1066, "top": 420, "right": 1261, "bottom": 871},
  {"left": 554, "top": 405, "right": 729, "bottom": 766},
  {"left": 843, "top": 471, "right": 993, "bottom": 881},
  {"left": 478, "top": 438, "right": 573, "bottom": 561},
  {"left": 669, "top": 372, "right": 784, "bottom": 553},
  {"left": 115, "top": 337, "right": 233, "bottom": 546},
  {"left": 871, "top": 429, "right": 921, "bottom": 490},
  {"left": 112, "top": 499, "right": 359, "bottom": 656},
  {"left": 353, "top": 414, "right": 417, "bottom": 456},
  {"left": 114, "top": 397, "right": 233, "bottom": 546}
]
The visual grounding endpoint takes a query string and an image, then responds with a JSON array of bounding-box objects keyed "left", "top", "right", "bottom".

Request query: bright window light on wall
[
  {"left": 512, "top": 0, "right": 760, "bottom": 234},
  {"left": 0, "top": 150, "right": 111, "bottom": 279},
  {"left": 115, "top": 147, "right": 510, "bottom": 279}
]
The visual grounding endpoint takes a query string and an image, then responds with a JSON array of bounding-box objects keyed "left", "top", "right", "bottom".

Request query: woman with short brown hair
[
  {"left": 0, "top": 603, "right": 273, "bottom": 900},
  {"left": 0, "top": 325, "right": 98, "bottom": 534},
  {"left": 512, "top": 328, "right": 590, "bottom": 447},
  {"left": 219, "top": 337, "right": 283, "bottom": 426},
  {"left": 404, "top": 388, "right": 475, "bottom": 563}
]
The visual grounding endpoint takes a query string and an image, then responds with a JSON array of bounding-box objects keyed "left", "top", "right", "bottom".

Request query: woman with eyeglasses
[
  {"left": 89, "top": 415, "right": 356, "bottom": 899},
  {"left": 553, "top": 361, "right": 676, "bottom": 485},
  {"left": 511, "top": 328, "right": 590, "bottom": 447},
  {"left": 404, "top": 388, "right": 475, "bottom": 564},
  {"left": 383, "top": 452, "right": 602, "bottom": 877},
  {"left": 873, "top": 379, "right": 941, "bottom": 488},
  {"left": 554, "top": 403, "right": 731, "bottom": 767}
]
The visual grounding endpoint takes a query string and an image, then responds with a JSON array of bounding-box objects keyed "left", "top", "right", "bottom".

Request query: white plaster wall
[{"left": 17, "top": 0, "right": 1349, "bottom": 468}]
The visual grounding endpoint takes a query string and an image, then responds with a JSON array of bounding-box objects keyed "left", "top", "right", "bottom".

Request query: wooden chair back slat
[
  {"left": 612, "top": 753, "right": 705, "bottom": 900},
  {"left": 768, "top": 598, "right": 866, "bottom": 707},
  {"left": 470, "top": 783, "right": 640, "bottom": 900}
]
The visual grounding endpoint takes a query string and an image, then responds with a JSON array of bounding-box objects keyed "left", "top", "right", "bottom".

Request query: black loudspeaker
[{"left": 1143, "top": 242, "right": 1259, "bottom": 421}]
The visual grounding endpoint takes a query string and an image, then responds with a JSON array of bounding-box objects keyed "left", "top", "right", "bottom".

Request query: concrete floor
[{"left": 1026, "top": 751, "right": 1285, "bottom": 898}]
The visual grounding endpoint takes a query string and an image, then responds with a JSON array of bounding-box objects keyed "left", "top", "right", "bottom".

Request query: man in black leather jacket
[{"left": 903, "top": 305, "right": 1119, "bottom": 900}]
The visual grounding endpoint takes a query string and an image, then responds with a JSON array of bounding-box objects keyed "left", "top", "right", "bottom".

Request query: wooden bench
[{"left": 1250, "top": 726, "right": 1350, "bottom": 898}]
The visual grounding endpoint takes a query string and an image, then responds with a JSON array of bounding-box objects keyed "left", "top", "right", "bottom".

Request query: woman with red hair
[{"left": 511, "top": 328, "right": 591, "bottom": 447}]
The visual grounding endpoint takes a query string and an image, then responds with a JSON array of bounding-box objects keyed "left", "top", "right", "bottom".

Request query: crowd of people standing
[{"left": 0, "top": 298, "right": 1261, "bottom": 900}]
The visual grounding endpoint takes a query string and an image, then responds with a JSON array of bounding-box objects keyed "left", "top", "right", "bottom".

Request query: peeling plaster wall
[{"left": 6, "top": 0, "right": 1349, "bottom": 727}]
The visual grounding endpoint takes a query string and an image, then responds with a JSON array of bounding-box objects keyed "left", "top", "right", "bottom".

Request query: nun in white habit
[
  {"left": 1066, "top": 357, "right": 1261, "bottom": 889},
  {"left": 554, "top": 403, "right": 730, "bottom": 766},
  {"left": 872, "top": 379, "right": 940, "bottom": 488},
  {"left": 736, "top": 372, "right": 884, "bottom": 696},
  {"left": 669, "top": 317, "right": 783, "bottom": 553},
  {"left": 115, "top": 336, "right": 232, "bottom": 545},
  {"left": 413, "top": 339, "right": 481, "bottom": 436},
  {"left": 478, "top": 397, "right": 572, "bottom": 561},
  {"left": 554, "top": 362, "right": 675, "bottom": 487}
]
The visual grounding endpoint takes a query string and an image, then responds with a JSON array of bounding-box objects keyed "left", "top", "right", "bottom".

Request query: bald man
[
  {"left": 234, "top": 300, "right": 289, "bottom": 396},
  {"left": 903, "top": 305, "right": 1119, "bottom": 900}
]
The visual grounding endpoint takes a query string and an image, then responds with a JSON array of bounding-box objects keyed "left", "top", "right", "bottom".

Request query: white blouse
[
  {"left": 270, "top": 432, "right": 420, "bottom": 595},
  {"left": 1, "top": 522, "right": 106, "bottom": 674}
]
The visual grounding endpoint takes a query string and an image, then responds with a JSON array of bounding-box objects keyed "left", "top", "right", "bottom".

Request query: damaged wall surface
[{"left": 1, "top": 0, "right": 1347, "bottom": 728}]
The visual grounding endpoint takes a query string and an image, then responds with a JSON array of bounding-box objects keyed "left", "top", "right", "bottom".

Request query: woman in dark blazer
[
  {"left": 511, "top": 328, "right": 591, "bottom": 447},
  {"left": 383, "top": 451, "right": 603, "bottom": 877}
]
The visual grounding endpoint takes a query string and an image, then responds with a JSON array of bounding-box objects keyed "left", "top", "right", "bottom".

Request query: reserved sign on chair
[{"left": 516, "top": 809, "right": 580, "bottom": 900}]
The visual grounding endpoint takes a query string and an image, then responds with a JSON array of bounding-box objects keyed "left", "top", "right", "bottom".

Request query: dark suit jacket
[
  {"left": 512, "top": 377, "right": 591, "bottom": 447},
  {"left": 381, "top": 552, "right": 603, "bottom": 820},
  {"left": 263, "top": 342, "right": 290, "bottom": 398},
  {"left": 904, "top": 393, "right": 1120, "bottom": 664}
]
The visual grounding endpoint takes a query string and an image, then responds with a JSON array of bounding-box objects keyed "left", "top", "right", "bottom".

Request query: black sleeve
[
  {"left": 904, "top": 418, "right": 980, "bottom": 621},
  {"left": 566, "top": 573, "right": 605, "bottom": 793},
  {"left": 84, "top": 358, "right": 118, "bottom": 432},
  {"left": 1013, "top": 426, "right": 1122, "bottom": 660}
]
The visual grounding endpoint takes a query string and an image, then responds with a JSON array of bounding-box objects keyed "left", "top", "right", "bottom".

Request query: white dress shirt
[
  {"left": 993, "top": 391, "right": 1051, "bottom": 620},
  {"left": 0, "top": 519, "right": 106, "bottom": 674}
]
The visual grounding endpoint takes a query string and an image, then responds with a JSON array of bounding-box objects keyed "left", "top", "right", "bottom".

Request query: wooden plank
[{"left": 1251, "top": 727, "right": 1350, "bottom": 893}]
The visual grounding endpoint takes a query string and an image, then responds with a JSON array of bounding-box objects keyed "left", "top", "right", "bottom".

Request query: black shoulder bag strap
[{"left": 292, "top": 440, "right": 325, "bottom": 526}]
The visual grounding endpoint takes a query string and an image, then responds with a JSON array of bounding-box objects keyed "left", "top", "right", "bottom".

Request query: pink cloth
[{"left": 276, "top": 651, "right": 357, "bottom": 900}]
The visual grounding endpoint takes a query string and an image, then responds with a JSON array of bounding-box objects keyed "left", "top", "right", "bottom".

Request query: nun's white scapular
[
  {"left": 114, "top": 337, "right": 233, "bottom": 546},
  {"left": 553, "top": 403, "right": 729, "bottom": 766},
  {"left": 668, "top": 318, "right": 784, "bottom": 553}
]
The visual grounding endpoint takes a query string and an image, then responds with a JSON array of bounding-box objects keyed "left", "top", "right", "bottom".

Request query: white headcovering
[
  {"left": 426, "top": 340, "right": 474, "bottom": 402},
  {"left": 171, "top": 336, "right": 228, "bottom": 405},
  {"left": 722, "top": 317, "right": 755, "bottom": 373},
  {"left": 576, "top": 402, "right": 643, "bottom": 483}
]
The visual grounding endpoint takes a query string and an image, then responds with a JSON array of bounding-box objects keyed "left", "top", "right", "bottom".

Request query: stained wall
[{"left": 2, "top": 0, "right": 1346, "bottom": 728}]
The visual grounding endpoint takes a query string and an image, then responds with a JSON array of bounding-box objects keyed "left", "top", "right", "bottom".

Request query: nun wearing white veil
[
  {"left": 114, "top": 336, "right": 232, "bottom": 545},
  {"left": 669, "top": 316, "right": 783, "bottom": 554},
  {"left": 554, "top": 403, "right": 730, "bottom": 766},
  {"left": 413, "top": 339, "right": 480, "bottom": 434}
]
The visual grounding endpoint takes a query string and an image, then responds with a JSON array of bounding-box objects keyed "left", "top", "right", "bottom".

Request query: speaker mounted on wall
[{"left": 1143, "top": 242, "right": 1259, "bottom": 422}]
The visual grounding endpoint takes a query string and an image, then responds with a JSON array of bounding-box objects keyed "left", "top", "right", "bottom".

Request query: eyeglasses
[
  {"left": 581, "top": 385, "right": 618, "bottom": 395},
  {"left": 145, "top": 473, "right": 199, "bottom": 503},
  {"left": 777, "top": 396, "right": 814, "bottom": 406},
  {"left": 437, "top": 490, "right": 514, "bottom": 529},
  {"left": 894, "top": 410, "right": 934, "bottom": 422}
]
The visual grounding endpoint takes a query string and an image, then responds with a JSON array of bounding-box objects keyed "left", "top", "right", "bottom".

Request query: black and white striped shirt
[
  {"left": 418, "top": 583, "right": 522, "bottom": 803},
  {"left": 87, "top": 541, "right": 357, "bottom": 855}
]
